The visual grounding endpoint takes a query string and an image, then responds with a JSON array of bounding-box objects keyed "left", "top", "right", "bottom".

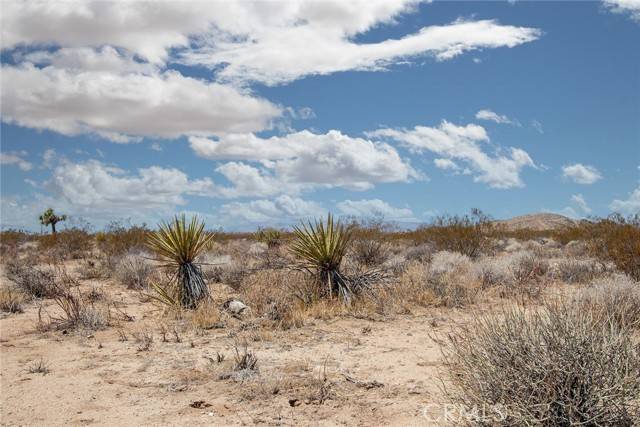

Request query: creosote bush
[
  {"left": 443, "top": 303, "right": 640, "bottom": 425},
  {"left": 96, "top": 220, "right": 149, "bottom": 260},
  {"left": 38, "top": 228, "right": 93, "bottom": 260},
  {"left": 411, "top": 209, "right": 493, "bottom": 258}
]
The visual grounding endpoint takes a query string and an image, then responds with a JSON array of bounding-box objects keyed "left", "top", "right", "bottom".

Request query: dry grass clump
[
  {"left": 113, "top": 251, "right": 154, "bottom": 289},
  {"left": 52, "top": 286, "right": 110, "bottom": 331},
  {"left": 574, "top": 274, "right": 640, "bottom": 330},
  {"left": 239, "top": 269, "right": 309, "bottom": 329},
  {"left": 203, "top": 256, "right": 251, "bottom": 289},
  {"left": 5, "top": 260, "right": 59, "bottom": 298},
  {"left": 0, "top": 288, "right": 25, "bottom": 313},
  {"left": 443, "top": 303, "right": 640, "bottom": 425}
]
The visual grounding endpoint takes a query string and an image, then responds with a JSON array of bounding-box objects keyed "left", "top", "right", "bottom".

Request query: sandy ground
[{"left": 0, "top": 272, "right": 489, "bottom": 427}]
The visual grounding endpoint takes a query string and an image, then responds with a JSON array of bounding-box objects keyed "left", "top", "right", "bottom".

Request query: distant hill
[{"left": 496, "top": 213, "right": 576, "bottom": 231}]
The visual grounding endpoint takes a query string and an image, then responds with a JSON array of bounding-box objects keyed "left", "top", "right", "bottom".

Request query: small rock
[{"left": 223, "top": 299, "right": 248, "bottom": 315}]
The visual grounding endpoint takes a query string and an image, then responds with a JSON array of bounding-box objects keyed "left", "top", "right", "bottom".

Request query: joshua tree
[
  {"left": 290, "top": 213, "right": 354, "bottom": 303},
  {"left": 39, "top": 208, "right": 66, "bottom": 234},
  {"left": 146, "top": 215, "right": 215, "bottom": 308}
]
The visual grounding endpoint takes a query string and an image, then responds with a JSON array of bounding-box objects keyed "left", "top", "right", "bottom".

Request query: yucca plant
[
  {"left": 146, "top": 215, "right": 215, "bottom": 308},
  {"left": 290, "top": 214, "right": 354, "bottom": 303}
]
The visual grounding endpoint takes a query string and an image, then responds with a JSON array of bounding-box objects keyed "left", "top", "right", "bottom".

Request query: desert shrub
[
  {"left": 505, "top": 252, "right": 549, "bottom": 299},
  {"left": 574, "top": 274, "right": 640, "bottom": 330},
  {"left": 443, "top": 303, "right": 640, "bottom": 425},
  {"left": 403, "top": 243, "right": 434, "bottom": 263},
  {"left": 553, "top": 215, "right": 640, "bottom": 280},
  {"left": 5, "top": 260, "right": 58, "bottom": 298},
  {"left": 429, "top": 251, "right": 473, "bottom": 276},
  {"left": 113, "top": 251, "right": 154, "bottom": 289},
  {"left": 551, "top": 258, "right": 606, "bottom": 283},
  {"left": 38, "top": 228, "right": 93, "bottom": 259},
  {"left": 96, "top": 220, "right": 149, "bottom": 259},
  {"left": 425, "top": 270, "right": 476, "bottom": 308},
  {"left": 422, "top": 253, "right": 475, "bottom": 308},
  {"left": 588, "top": 215, "right": 640, "bottom": 281},
  {"left": 471, "top": 251, "right": 550, "bottom": 300},
  {"left": 254, "top": 228, "right": 283, "bottom": 248},
  {"left": 0, "top": 229, "right": 32, "bottom": 259},
  {"left": 0, "top": 288, "right": 25, "bottom": 313},
  {"left": 350, "top": 238, "right": 389, "bottom": 268},
  {"left": 414, "top": 209, "right": 493, "bottom": 258},
  {"left": 76, "top": 258, "right": 106, "bottom": 279}
]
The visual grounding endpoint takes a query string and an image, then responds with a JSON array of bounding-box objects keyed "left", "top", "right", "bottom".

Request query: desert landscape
[
  {"left": 1, "top": 211, "right": 638, "bottom": 426},
  {"left": 2, "top": 1, "right": 639, "bottom": 425}
]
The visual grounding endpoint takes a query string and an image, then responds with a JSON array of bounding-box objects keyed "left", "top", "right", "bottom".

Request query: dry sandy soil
[{"left": 0, "top": 270, "right": 497, "bottom": 426}]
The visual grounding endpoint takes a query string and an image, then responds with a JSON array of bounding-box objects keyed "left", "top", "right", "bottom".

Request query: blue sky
[{"left": 1, "top": 0, "right": 639, "bottom": 231}]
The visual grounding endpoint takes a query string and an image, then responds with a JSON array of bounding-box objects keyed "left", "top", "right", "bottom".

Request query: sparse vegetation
[{"left": 2, "top": 208, "right": 639, "bottom": 425}]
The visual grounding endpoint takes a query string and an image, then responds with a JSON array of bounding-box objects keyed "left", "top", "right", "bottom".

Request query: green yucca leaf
[
  {"left": 290, "top": 213, "right": 352, "bottom": 272},
  {"left": 146, "top": 214, "right": 215, "bottom": 267}
]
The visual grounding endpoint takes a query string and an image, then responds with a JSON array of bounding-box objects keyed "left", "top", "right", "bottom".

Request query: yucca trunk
[
  {"left": 178, "top": 263, "right": 208, "bottom": 308},
  {"left": 319, "top": 268, "right": 353, "bottom": 303}
]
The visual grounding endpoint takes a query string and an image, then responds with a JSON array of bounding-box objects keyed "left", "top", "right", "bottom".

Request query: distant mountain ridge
[{"left": 496, "top": 213, "right": 576, "bottom": 231}]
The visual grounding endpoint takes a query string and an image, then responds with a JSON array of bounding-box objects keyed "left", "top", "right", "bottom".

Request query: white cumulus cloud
[
  {"left": 190, "top": 130, "right": 419, "bottom": 192},
  {"left": 570, "top": 193, "right": 592, "bottom": 214},
  {"left": 610, "top": 186, "right": 640, "bottom": 214},
  {"left": 0, "top": 151, "right": 33, "bottom": 171},
  {"left": 369, "top": 121, "right": 536, "bottom": 189},
  {"left": 219, "top": 195, "right": 324, "bottom": 225},
  {"left": 336, "top": 199, "right": 416, "bottom": 221},
  {"left": 1, "top": 62, "right": 281, "bottom": 142},
  {"left": 604, "top": 0, "right": 640, "bottom": 22},
  {"left": 45, "top": 159, "right": 216, "bottom": 215},
  {"left": 475, "top": 109, "right": 516, "bottom": 125},
  {"left": 562, "top": 163, "right": 603, "bottom": 184}
]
